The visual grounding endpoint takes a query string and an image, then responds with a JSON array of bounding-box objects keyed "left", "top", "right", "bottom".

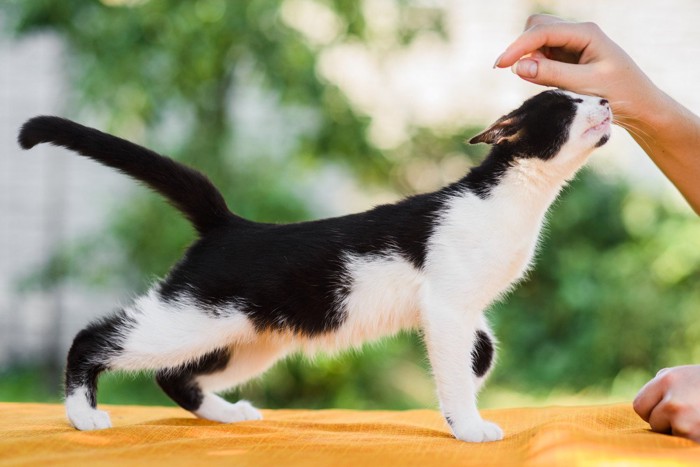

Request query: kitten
[{"left": 18, "top": 89, "right": 611, "bottom": 442}]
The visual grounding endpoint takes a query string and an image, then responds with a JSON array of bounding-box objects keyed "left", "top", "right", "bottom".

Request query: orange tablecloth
[{"left": 2, "top": 402, "right": 700, "bottom": 466}]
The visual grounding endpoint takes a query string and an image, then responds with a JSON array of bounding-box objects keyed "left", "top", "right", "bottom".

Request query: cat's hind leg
[
  {"left": 156, "top": 337, "right": 289, "bottom": 423},
  {"left": 64, "top": 310, "right": 132, "bottom": 430},
  {"left": 64, "top": 290, "right": 258, "bottom": 430}
]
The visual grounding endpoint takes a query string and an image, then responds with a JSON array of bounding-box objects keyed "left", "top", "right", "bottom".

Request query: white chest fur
[{"left": 426, "top": 161, "right": 564, "bottom": 312}]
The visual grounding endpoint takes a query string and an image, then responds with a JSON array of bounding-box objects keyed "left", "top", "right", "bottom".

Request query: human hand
[
  {"left": 633, "top": 365, "right": 700, "bottom": 442},
  {"left": 495, "top": 14, "right": 700, "bottom": 215},
  {"left": 494, "top": 14, "right": 664, "bottom": 130}
]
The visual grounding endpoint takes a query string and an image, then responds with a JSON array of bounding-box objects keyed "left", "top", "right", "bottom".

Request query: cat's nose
[{"left": 599, "top": 99, "right": 609, "bottom": 106}]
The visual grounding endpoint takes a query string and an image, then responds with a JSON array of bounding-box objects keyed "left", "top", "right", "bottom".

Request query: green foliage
[
  {"left": 251, "top": 333, "right": 433, "bottom": 410},
  {"left": 491, "top": 171, "right": 700, "bottom": 394},
  {"left": 0, "top": 365, "right": 61, "bottom": 403}
]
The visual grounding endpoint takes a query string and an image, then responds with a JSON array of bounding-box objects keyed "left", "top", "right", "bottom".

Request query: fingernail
[
  {"left": 492, "top": 53, "right": 504, "bottom": 69},
  {"left": 513, "top": 59, "right": 538, "bottom": 78}
]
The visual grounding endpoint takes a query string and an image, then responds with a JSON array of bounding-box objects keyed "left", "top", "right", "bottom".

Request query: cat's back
[{"left": 172, "top": 190, "right": 445, "bottom": 273}]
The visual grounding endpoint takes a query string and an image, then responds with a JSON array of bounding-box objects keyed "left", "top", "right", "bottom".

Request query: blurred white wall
[{"left": 0, "top": 28, "right": 127, "bottom": 365}]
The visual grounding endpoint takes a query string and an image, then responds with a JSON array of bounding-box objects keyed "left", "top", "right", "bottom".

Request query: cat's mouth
[{"left": 585, "top": 114, "right": 612, "bottom": 136}]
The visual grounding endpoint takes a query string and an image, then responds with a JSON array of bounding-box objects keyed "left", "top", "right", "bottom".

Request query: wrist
[
  {"left": 639, "top": 88, "right": 682, "bottom": 135},
  {"left": 626, "top": 73, "right": 700, "bottom": 141}
]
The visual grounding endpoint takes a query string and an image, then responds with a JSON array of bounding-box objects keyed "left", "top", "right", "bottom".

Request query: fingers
[
  {"left": 633, "top": 375, "right": 667, "bottom": 423},
  {"left": 494, "top": 20, "right": 607, "bottom": 94},
  {"left": 646, "top": 393, "right": 700, "bottom": 440},
  {"left": 495, "top": 21, "right": 598, "bottom": 69},
  {"left": 648, "top": 394, "right": 700, "bottom": 437},
  {"left": 648, "top": 397, "right": 673, "bottom": 433},
  {"left": 634, "top": 367, "right": 700, "bottom": 442},
  {"left": 511, "top": 56, "right": 590, "bottom": 92}
]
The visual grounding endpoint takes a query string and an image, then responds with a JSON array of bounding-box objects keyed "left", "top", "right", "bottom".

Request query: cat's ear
[{"left": 468, "top": 113, "right": 523, "bottom": 145}]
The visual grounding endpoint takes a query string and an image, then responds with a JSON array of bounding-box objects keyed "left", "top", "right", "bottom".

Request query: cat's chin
[{"left": 595, "top": 132, "right": 611, "bottom": 148}]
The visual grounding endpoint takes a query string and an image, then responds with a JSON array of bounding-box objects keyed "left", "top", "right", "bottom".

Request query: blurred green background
[{"left": 1, "top": 0, "right": 699, "bottom": 412}]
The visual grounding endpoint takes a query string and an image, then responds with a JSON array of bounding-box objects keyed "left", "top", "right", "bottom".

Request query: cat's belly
[{"left": 299, "top": 252, "right": 423, "bottom": 354}]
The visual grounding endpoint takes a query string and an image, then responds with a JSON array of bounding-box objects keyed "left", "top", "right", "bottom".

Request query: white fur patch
[
  {"left": 299, "top": 252, "right": 423, "bottom": 354},
  {"left": 65, "top": 387, "right": 112, "bottom": 430},
  {"left": 196, "top": 338, "right": 289, "bottom": 393},
  {"left": 194, "top": 395, "right": 262, "bottom": 423},
  {"left": 113, "top": 290, "right": 258, "bottom": 371}
]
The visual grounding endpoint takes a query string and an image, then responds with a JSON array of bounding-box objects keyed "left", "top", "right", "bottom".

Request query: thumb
[{"left": 512, "top": 57, "right": 585, "bottom": 91}]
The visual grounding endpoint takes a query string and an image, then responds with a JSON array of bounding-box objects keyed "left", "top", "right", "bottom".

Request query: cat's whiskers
[
  {"left": 612, "top": 116, "right": 660, "bottom": 158},
  {"left": 613, "top": 117, "right": 653, "bottom": 143},
  {"left": 608, "top": 100, "right": 653, "bottom": 140}
]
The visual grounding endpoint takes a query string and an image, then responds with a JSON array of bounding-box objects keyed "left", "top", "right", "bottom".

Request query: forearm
[{"left": 630, "top": 89, "right": 700, "bottom": 215}]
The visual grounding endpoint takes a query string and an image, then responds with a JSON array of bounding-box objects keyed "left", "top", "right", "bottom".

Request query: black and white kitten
[{"left": 18, "top": 89, "right": 611, "bottom": 442}]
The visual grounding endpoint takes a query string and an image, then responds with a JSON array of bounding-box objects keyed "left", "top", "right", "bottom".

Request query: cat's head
[{"left": 469, "top": 90, "right": 611, "bottom": 165}]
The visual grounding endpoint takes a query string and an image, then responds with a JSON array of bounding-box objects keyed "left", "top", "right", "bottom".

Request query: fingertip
[
  {"left": 493, "top": 53, "right": 504, "bottom": 69},
  {"left": 492, "top": 27, "right": 551, "bottom": 70},
  {"left": 512, "top": 59, "right": 538, "bottom": 79},
  {"left": 633, "top": 387, "right": 653, "bottom": 422},
  {"left": 493, "top": 47, "right": 521, "bottom": 69},
  {"left": 633, "top": 377, "right": 667, "bottom": 423}
]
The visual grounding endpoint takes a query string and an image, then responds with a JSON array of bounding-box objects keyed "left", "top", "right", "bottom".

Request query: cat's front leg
[{"left": 421, "top": 296, "right": 503, "bottom": 443}]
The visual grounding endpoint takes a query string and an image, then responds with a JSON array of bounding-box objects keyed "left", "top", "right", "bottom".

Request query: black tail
[{"left": 18, "top": 116, "right": 240, "bottom": 235}]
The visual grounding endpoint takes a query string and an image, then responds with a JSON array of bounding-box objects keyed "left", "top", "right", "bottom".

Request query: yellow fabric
[{"left": 2, "top": 402, "right": 700, "bottom": 466}]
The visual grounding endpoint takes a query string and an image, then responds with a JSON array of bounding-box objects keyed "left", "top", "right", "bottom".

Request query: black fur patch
[
  {"left": 464, "top": 90, "right": 578, "bottom": 198},
  {"left": 158, "top": 193, "right": 444, "bottom": 335},
  {"left": 471, "top": 330, "right": 494, "bottom": 378},
  {"left": 18, "top": 116, "right": 238, "bottom": 235},
  {"left": 595, "top": 134, "right": 610, "bottom": 148},
  {"left": 155, "top": 348, "right": 231, "bottom": 412},
  {"left": 458, "top": 149, "right": 515, "bottom": 199},
  {"left": 65, "top": 310, "right": 134, "bottom": 407},
  {"left": 506, "top": 91, "right": 577, "bottom": 161}
]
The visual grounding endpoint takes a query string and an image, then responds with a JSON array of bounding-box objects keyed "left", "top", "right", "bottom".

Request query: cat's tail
[{"left": 18, "top": 116, "right": 243, "bottom": 235}]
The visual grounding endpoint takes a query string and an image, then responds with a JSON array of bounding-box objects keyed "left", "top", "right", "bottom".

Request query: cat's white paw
[
  {"left": 196, "top": 397, "right": 263, "bottom": 423},
  {"left": 220, "top": 400, "right": 263, "bottom": 423},
  {"left": 452, "top": 419, "right": 503, "bottom": 443},
  {"left": 67, "top": 407, "right": 112, "bottom": 431},
  {"left": 65, "top": 387, "right": 112, "bottom": 430}
]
